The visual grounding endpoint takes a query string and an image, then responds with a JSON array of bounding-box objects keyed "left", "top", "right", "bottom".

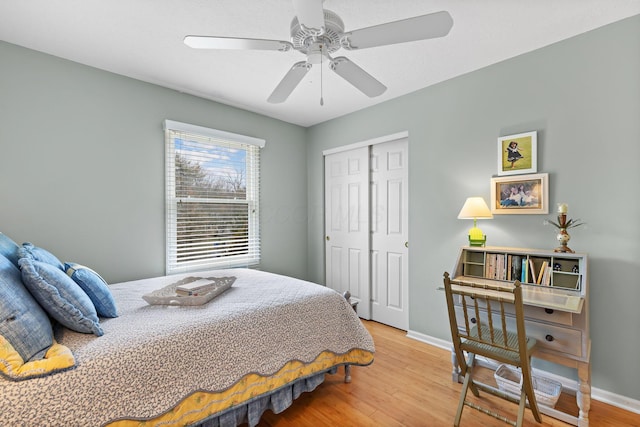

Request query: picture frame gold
[
  {"left": 490, "top": 173, "right": 548, "bottom": 215},
  {"left": 497, "top": 131, "right": 537, "bottom": 176}
]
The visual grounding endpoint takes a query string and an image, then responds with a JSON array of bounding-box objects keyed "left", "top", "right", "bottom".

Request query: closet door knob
[{"left": 470, "top": 318, "right": 477, "bottom": 324}]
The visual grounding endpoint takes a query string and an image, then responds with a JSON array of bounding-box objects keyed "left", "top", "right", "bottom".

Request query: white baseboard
[
  {"left": 405, "top": 329, "right": 640, "bottom": 415},
  {"left": 406, "top": 329, "right": 452, "bottom": 351}
]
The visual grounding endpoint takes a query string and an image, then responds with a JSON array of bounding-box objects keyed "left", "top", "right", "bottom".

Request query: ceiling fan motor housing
[{"left": 290, "top": 9, "right": 344, "bottom": 56}]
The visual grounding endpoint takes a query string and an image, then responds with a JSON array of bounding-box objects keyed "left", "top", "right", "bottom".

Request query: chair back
[{"left": 443, "top": 272, "right": 529, "bottom": 368}]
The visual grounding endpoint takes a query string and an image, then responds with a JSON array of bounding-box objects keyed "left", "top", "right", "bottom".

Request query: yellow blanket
[
  {"left": 108, "top": 348, "right": 373, "bottom": 427},
  {"left": 0, "top": 335, "right": 75, "bottom": 380}
]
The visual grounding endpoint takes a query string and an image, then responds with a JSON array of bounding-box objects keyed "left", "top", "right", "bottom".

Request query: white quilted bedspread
[{"left": 0, "top": 268, "right": 374, "bottom": 426}]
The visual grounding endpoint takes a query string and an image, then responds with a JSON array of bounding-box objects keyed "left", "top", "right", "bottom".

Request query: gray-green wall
[
  {"left": 1, "top": 14, "right": 638, "bottom": 403},
  {"left": 306, "top": 15, "right": 640, "bottom": 401},
  {"left": 0, "top": 40, "right": 308, "bottom": 283}
]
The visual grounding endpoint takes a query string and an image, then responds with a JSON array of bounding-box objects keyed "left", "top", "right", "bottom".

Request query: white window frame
[{"left": 164, "top": 120, "right": 265, "bottom": 274}]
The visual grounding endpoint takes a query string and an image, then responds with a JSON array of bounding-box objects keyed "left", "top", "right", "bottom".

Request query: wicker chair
[{"left": 443, "top": 272, "right": 542, "bottom": 427}]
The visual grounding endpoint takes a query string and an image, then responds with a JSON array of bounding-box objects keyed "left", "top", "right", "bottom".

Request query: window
[{"left": 164, "top": 120, "right": 264, "bottom": 274}]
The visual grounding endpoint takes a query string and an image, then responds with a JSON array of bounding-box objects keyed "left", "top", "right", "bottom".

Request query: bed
[{"left": 0, "top": 266, "right": 375, "bottom": 426}]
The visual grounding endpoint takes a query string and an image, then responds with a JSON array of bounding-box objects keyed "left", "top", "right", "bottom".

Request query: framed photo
[
  {"left": 490, "top": 173, "right": 548, "bottom": 214},
  {"left": 497, "top": 131, "right": 537, "bottom": 176}
]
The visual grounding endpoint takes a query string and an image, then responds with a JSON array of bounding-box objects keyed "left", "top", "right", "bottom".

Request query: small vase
[{"left": 554, "top": 228, "right": 574, "bottom": 253}]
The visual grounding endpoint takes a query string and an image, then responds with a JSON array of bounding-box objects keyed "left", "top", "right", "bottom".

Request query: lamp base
[
  {"left": 467, "top": 226, "right": 486, "bottom": 247},
  {"left": 554, "top": 244, "right": 574, "bottom": 253},
  {"left": 468, "top": 235, "right": 486, "bottom": 247}
]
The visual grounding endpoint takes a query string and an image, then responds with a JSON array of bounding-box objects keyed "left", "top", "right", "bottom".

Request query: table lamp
[{"left": 457, "top": 197, "right": 493, "bottom": 246}]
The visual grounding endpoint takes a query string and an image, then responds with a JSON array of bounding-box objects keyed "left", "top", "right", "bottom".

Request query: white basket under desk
[{"left": 494, "top": 364, "right": 562, "bottom": 408}]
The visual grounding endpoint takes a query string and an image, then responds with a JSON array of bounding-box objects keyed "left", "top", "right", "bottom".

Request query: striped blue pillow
[{"left": 65, "top": 263, "right": 118, "bottom": 318}]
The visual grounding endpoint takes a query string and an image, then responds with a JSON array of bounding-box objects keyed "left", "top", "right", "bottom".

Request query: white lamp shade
[{"left": 457, "top": 197, "right": 493, "bottom": 219}]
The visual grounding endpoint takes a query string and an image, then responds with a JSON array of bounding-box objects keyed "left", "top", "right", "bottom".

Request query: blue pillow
[
  {"left": 65, "top": 263, "right": 118, "bottom": 318},
  {"left": 18, "top": 242, "right": 64, "bottom": 271},
  {"left": 0, "top": 233, "right": 20, "bottom": 268},
  {"left": 18, "top": 258, "right": 103, "bottom": 336},
  {"left": 0, "top": 254, "right": 53, "bottom": 361}
]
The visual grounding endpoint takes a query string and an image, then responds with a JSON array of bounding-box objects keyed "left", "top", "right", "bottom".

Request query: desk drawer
[
  {"left": 460, "top": 296, "right": 573, "bottom": 326},
  {"left": 524, "top": 305, "right": 573, "bottom": 326},
  {"left": 524, "top": 321, "right": 583, "bottom": 357},
  {"left": 454, "top": 306, "right": 582, "bottom": 358}
]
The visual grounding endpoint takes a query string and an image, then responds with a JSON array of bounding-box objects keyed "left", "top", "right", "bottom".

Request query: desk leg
[
  {"left": 577, "top": 362, "right": 591, "bottom": 427},
  {"left": 451, "top": 346, "right": 461, "bottom": 382}
]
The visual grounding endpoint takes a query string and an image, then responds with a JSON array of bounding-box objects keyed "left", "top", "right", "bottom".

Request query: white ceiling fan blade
[
  {"left": 292, "top": 0, "right": 325, "bottom": 32},
  {"left": 330, "top": 57, "right": 386, "bottom": 98},
  {"left": 342, "top": 11, "right": 453, "bottom": 50},
  {"left": 267, "top": 61, "right": 312, "bottom": 103},
  {"left": 184, "top": 35, "right": 292, "bottom": 52}
]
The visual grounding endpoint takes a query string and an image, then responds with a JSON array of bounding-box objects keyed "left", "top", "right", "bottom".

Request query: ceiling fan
[{"left": 184, "top": 0, "right": 453, "bottom": 104}]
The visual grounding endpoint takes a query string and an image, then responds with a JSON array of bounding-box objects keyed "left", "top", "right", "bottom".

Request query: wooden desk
[{"left": 449, "top": 246, "right": 591, "bottom": 426}]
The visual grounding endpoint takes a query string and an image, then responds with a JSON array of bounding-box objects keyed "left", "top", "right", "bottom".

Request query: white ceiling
[{"left": 2, "top": 1, "right": 639, "bottom": 127}]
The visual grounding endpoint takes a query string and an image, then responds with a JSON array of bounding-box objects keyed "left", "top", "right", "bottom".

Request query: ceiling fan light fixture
[{"left": 306, "top": 43, "right": 327, "bottom": 64}]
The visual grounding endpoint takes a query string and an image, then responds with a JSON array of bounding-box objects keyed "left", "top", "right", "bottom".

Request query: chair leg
[
  {"left": 454, "top": 368, "right": 473, "bottom": 427},
  {"left": 520, "top": 365, "right": 542, "bottom": 423},
  {"left": 515, "top": 388, "right": 527, "bottom": 427},
  {"left": 466, "top": 353, "right": 480, "bottom": 397}
]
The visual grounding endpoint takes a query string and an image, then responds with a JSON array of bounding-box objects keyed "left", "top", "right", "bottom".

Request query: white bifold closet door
[
  {"left": 324, "top": 137, "right": 408, "bottom": 330},
  {"left": 324, "top": 146, "right": 371, "bottom": 319},
  {"left": 370, "top": 139, "right": 409, "bottom": 330}
]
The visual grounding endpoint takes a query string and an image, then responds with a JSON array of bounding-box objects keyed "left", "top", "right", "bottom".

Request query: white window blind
[{"left": 164, "top": 120, "right": 264, "bottom": 274}]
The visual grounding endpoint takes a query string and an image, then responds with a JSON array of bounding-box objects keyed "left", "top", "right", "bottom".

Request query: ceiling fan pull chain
[{"left": 320, "top": 44, "right": 324, "bottom": 106}]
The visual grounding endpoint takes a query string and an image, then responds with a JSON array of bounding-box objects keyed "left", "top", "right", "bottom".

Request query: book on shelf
[
  {"left": 542, "top": 262, "right": 552, "bottom": 286},
  {"left": 530, "top": 260, "right": 553, "bottom": 286},
  {"left": 484, "top": 255, "right": 491, "bottom": 278},
  {"left": 536, "top": 262, "right": 546, "bottom": 284},
  {"left": 512, "top": 256, "right": 522, "bottom": 283},
  {"left": 528, "top": 259, "right": 536, "bottom": 284},
  {"left": 486, "top": 254, "right": 494, "bottom": 279},
  {"left": 488, "top": 253, "right": 508, "bottom": 280}
]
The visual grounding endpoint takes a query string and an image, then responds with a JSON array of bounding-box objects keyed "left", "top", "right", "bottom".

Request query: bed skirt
[
  {"left": 196, "top": 367, "right": 332, "bottom": 427},
  {"left": 106, "top": 348, "right": 373, "bottom": 427}
]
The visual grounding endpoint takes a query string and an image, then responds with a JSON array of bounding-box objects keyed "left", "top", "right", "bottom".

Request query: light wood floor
[{"left": 258, "top": 320, "right": 639, "bottom": 427}]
